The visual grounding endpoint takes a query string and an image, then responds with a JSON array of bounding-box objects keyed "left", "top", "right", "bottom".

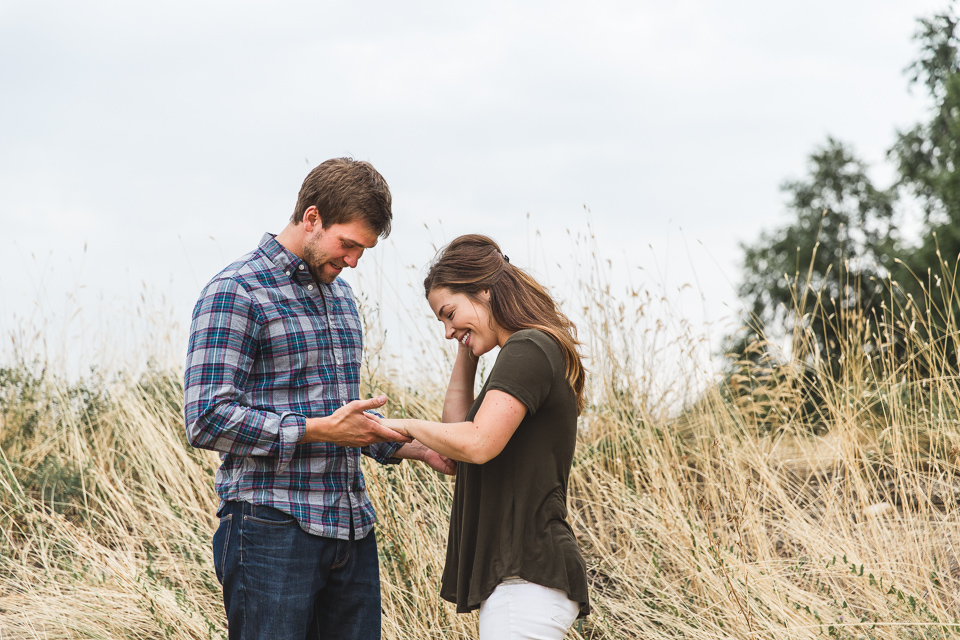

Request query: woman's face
[{"left": 427, "top": 287, "right": 506, "bottom": 356}]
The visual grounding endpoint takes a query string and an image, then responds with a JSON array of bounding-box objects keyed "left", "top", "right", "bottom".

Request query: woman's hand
[
  {"left": 441, "top": 343, "right": 480, "bottom": 423},
  {"left": 377, "top": 417, "right": 411, "bottom": 439},
  {"left": 457, "top": 340, "right": 479, "bottom": 363}
]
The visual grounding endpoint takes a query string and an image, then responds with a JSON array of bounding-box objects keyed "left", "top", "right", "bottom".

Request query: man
[{"left": 184, "top": 158, "right": 454, "bottom": 640}]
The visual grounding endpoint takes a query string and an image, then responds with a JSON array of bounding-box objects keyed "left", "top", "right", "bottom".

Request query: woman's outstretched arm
[
  {"left": 442, "top": 344, "right": 480, "bottom": 423},
  {"left": 378, "top": 390, "right": 526, "bottom": 465}
]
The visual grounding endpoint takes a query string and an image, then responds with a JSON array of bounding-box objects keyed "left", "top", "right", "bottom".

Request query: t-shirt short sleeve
[{"left": 485, "top": 334, "right": 555, "bottom": 416}]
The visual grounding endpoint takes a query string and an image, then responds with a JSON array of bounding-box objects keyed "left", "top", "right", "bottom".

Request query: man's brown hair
[{"left": 292, "top": 158, "right": 392, "bottom": 237}]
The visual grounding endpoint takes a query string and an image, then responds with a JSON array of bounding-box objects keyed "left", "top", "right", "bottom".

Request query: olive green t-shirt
[{"left": 439, "top": 329, "right": 590, "bottom": 617}]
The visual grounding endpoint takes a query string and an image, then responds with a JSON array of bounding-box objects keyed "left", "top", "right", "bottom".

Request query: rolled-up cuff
[
  {"left": 363, "top": 441, "right": 404, "bottom": 465},
  {"left": 361, "top": 410, "right": 402, "bottom": 464},
  {"left": 276, "top": 412, "right": 306, "bottom": 474}
]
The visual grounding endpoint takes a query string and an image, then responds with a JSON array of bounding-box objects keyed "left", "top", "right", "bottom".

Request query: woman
[{"left": 377, "top": 234, "right": 589, "bottom": 639}]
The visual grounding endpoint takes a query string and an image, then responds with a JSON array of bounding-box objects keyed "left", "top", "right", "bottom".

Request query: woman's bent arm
[
  {"left": 442, "top": 345, "right": 479, "bottom": 423},
  {"left": 380, "top": 390, "right": 526, "bottom": 464}
]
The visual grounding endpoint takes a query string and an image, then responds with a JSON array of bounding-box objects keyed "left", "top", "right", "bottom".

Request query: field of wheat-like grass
[{"left": 2, "top": 266, "right": 959, "bottom": 639}]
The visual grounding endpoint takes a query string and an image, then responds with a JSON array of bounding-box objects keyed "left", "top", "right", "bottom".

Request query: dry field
[{"left": 1, "top": 274, "right": 959, "bottom": 639}]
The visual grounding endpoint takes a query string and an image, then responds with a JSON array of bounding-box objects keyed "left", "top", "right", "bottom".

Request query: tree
[
  {"left": 886, "top": 6, "right": 960, "bottom": 376},
  {"left": 891, "top": 7, "right": 960, "bottom": 312},
  {"left": 735, "top": 138, "right": 898, "bottom": 375},
  {"left": 733, "top": 5, "right": 960, "bottom": 379}
]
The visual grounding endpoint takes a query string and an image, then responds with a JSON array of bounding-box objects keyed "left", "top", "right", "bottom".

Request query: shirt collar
[{"left": 259, "top": 232, "right": 309, "bottom": 280}]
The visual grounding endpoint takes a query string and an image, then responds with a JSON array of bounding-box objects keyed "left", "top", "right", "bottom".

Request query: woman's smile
[{"left": 427, "top": 287, "right": 509, "bottom": 357}]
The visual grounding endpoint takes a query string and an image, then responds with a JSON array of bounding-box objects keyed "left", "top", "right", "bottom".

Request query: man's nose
[{"left": 344, "top": 248, "right": 363, "bottom": 268}]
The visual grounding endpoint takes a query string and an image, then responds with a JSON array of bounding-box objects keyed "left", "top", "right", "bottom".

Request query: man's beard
[{"left": 302, "top": 238, "right": 339, "bottom": 284}]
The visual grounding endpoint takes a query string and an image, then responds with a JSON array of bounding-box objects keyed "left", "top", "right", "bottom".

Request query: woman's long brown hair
[{"left": 423, "top": 234, "right": 586, "bottom": 414}]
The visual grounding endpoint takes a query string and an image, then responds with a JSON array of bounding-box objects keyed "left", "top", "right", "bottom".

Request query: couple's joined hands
[
  {"left": 301, "top": 395, "right": 455, "bottom": 475},
  {"left": 374, "top": 415, "right": 457, "bottom": 475},
  {"left": 302, "top": 395, "right": 408, "bottom": 446}
]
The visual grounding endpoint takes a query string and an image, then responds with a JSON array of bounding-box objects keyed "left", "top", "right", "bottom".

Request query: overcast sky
[{"left": 0, "top": 0, "right": 949, "bottom": 375}]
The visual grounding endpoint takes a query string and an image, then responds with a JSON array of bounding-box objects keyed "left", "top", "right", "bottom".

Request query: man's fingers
[
  {"left": 426, "top": 452, "right": 457, "bottom": 475},
  {"left": 354, "top": 395, "right": 388, "bottom": 412}
]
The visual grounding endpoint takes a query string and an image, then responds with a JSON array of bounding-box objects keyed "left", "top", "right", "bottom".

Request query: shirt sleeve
[
  {"left": 360, "top": 411, "right": 403, "bottom": 464},
  {"left": 183, "top": 276, "right": 305, "bottom": 473},
  {"left": 362, "top": 442, "right": 404, "bottom": 465},
  {"left": 485, "top": 334, "right": 555, "bottom": 415}
]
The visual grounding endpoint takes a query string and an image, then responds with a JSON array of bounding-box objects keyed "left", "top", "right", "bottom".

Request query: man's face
[{"left": 302, "top": 218, "right": 379, "bottom": 284}]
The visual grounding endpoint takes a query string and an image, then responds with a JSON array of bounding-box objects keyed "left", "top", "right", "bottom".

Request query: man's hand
[
  {"left": 394, "top": 440, "right": 457, "bottom": 475},
  {"left": 420, "top": 446, "right": 457, "bottom": 475},
  {"left": 302, "top": 396, "right": 412, "bottom": 447}
]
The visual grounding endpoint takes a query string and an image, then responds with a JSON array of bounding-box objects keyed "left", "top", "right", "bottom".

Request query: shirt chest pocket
[
  {"left": 330, "top": 307, "right": 363, "bottom": 370},
  {"left": 254, "top": 286, "right": 363, "bottom": 381},
  {"left": 257, "top": 304, "right": 329, "bottom": 373}
]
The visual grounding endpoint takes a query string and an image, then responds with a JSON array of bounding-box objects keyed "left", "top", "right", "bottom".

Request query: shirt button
[
  {"left": 298, "top": 264, "right": 305, "bottom": 271},
  {"left": 285, "top": 270, "right": 291, "bottom": 276},
  {"left": 307, "top": 284, "right": 314, "bottom": 291}
]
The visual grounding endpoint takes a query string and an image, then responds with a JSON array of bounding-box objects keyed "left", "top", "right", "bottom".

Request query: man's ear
[{"left": 303, "top": 206, "right": 322, "bottom": 232}]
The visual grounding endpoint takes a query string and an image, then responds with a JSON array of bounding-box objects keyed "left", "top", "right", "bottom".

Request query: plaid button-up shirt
[{"left": 184, "top": 232, "right": 402, "bottom": 540}]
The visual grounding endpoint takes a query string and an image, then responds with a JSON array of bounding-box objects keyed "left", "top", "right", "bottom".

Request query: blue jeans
[{"left": 213, "top": 501, "right": 382, "bottom": 640}]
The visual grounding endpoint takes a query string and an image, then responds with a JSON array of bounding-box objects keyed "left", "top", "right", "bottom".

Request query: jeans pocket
[
  {"left": 212, "top": 513, "right": 232, "bottom": 585},
  {"left": 550, "top": 600, "right": 579, "bottom": 629},
  {"left": 245, "top": 504, "right": 297, "bottom": 526}
]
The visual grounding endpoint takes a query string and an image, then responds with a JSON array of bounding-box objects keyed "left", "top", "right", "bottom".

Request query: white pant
[{"left": 478, "top": 581, "right": 580, "bottom": 640}]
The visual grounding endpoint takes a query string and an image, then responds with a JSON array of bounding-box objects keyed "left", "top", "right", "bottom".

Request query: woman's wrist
[
  {"left": 381, "top": 417, "right": 412, "bottom": 439},
  {"left": 456, "top": 344, "right": 479, "bottom": 365}
]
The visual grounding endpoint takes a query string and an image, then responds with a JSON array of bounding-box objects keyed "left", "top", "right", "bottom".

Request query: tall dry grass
[{"left": 1, "top": 258, "right": 959, "bottom": 639}]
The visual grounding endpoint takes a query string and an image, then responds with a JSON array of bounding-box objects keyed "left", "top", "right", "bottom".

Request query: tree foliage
[
  {"left": 891, "top": 8, "right": 960, "bottom": 302},
  {"left": 734, "top": 4, "right": 960, "bottom": 379},
  {"left": 736, "top": 139, "right": 897, "bottom": 371}
]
